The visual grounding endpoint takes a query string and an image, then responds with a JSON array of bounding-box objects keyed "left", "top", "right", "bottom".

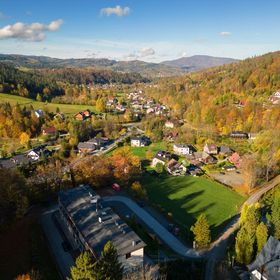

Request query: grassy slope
[
  {"left": 0, "top": 93, "right": 96, "bottom": 115},
  {"left": 141, "top": 173, "right": 245, "bottom": 236}
]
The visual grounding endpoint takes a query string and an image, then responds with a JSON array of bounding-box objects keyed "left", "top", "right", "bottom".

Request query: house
[
  {"left": 165, "top": 120, "right": 176, "bottom": 128},
  {"left": 152, "top": 151, "right": 176, "bottom": 167},
  {"left": 34, "top": 109, "right": 43, "bottom": 118},
  {"left": 42, "top": 126, "right": 56, "bottom": 136},
  {"left": 193, "top": 152, "right": 215, "bottom": 164},
  {"left": 131, "top": 136, "right": 150, "bottom": 147},
  {"left": 166, "top": 159, "right": 186, "bottom": 176},
  {"left": 203, "top": 143, "right": 218, "bottom": 155},
  {"left": 88, "top": 137, "right": 109, "bottom": 149},
  {"left": 229, "top": 152, "right": 242, "bottom": 168},
  {"left": 173, "top": 144, "right": 195, "bottom": 156},
  {"left": 58, "top": 185, "right": 146, "bottom": 272},
  {"left": 116, "top": 104, "right": 126, "bottom": 112},
  {"left": 53, "top": 112, "right": 65, "bottom": 120},
  {"left": 269, "top": 91, "right": 280, "bottom": 105},
  {"left": 229, "top": 131, "right": 248, "bottom": 139},
  {"left": 219, "top": 146, "right": 232, "bottom": 155},
  {"left": 74, "top": 109, "right": 92, "bottom": 121},
  {"left": 235, "top": 236, "right": 280, "bottom": 280},
  {"left": 77, "top": 142, "right": 97, "bottom": 154},
  {"left": 106, "top": 97, "right": 118, "bottom": 106},
  {"left": 146, "top": 108, "right": 155, "bottom": 114},
  {"left": 27, "top": 147, "right": 51, "bottom": 161},
  {"left": 164, "top": 131, "right": 178, "bottom": 142},
  {"left": 223, "top": 165, "right": 236, "bottom": 172},
  {"left": 187, "top": 165, "right": 203, "bottom": 176},
  {"left": 78, "top": 137, "right": 109, "bottom": 154}
]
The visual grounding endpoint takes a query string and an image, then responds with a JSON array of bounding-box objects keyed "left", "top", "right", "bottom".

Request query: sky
[{"left": 0, "top": 0, "right": 280, "bottom": 62}]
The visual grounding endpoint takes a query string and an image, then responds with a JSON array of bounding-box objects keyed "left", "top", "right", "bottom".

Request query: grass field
[
  {"left": 141, "top": 173, "right": 246, "bottom": 237},
  {"left": 0, "top": 93, "right": 96, "bottom": 115},
  {"left": 108, "top": 142, "right": 168, "bottom": 159}
]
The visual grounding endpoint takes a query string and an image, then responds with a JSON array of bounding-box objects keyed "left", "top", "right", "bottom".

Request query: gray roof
[
  {"left": 248, "top": 236, "right": 280, "bottom": 279},
  {"left": 58, "top": 186, "right": 145, "bottom": 257},
  {"left": 78, "top": 142, "right": 96, "bottom": 150}
]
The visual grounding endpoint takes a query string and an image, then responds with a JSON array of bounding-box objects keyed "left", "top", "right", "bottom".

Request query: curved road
[
  {"left": 103, "top": 196, "right": 200, "bottom": 259},
  {"left": 104, "top": 175, "right": 280, "bottom": 279}
]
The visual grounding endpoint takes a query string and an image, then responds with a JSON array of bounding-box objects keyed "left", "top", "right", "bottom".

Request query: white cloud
[
  {"left": 139, "top": 47, "right": 155, "bottom": 57},
  {"left": 100, "top": 5, "right": 130, "bottom": 17},
  {"left": 180, "top": 51, "right": 187, "bottom": 57},
  {"left": 0, "top": 19, "right": 63, "bottom": 41},
  {"left": 220, "top": 31, "right": 232, "bottom": 36}
]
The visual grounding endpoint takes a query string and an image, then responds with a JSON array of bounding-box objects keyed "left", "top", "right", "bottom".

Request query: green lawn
[
  {"left": 141, "top": 174, "right": 246, "bottom": 237},
  {"left": 0, "top": 93, "right": 96, "bottom": 115},
  {"left": 108, "top": 142, "right": 168, "bottom": 159}
]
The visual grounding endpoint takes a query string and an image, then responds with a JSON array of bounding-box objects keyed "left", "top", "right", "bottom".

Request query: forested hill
[
  {"left": 0, "top": 63, "right": 63, "bottom": 100},
  {"left": 0, "top": 63, "right": 149, "bottom": 101},
  {"left": 147, "top": 51, "right": 280, "bottom": 133}
]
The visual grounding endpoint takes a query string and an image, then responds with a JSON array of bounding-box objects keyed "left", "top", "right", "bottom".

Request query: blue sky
[{"left": 0, "top": 0, "right": 280, "bottom": 62}]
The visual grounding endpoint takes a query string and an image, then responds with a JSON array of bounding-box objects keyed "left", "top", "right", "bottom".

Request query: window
[{"left": 125, "top": 253, "right": 131, "bottom": 259}]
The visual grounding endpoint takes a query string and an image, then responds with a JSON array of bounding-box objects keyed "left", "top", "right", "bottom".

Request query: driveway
[
  {"left": 103, "top": 196, "right": 200, "bottom": 259},
  {"left": 41, "top": 206, "right": 74, "bottom": 279}
]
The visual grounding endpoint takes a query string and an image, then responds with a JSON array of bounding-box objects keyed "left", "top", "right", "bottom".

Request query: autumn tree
[
  {"left": 69, "top": 251, "right": 96, "bottom": 280},
  {"left": 256, "top": 222, "right": 268, "bottom": 254},
  {"left": 19, "top": 132, "right": 31, "bottom": 148},
  {"left": 111, "top": 147, "right": 140, "bottom": 184},
  {"left": 191, "top": 213, "right": 211, "bottom": 248},
  {"left": 96, "top": 98, "right": 106, "bottom": 113},
  {"left": 131, "top": 181, "right": 147, "bottom": 199},
  {"left": 74, "top": 157, "right": 112, "bottom": 188},
  {"left": 241, "top": 154, "right": 260, "bottom": 192}
]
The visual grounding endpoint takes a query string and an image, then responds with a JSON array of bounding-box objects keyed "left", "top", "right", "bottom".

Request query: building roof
[
  {"left": 248, "top": 236, "right": 280, "bottom": 279},
  {"left": 77, "top": 142, "right": 96, "bottom": 150},
  {"left": 43, "top": 126, "right": 56, "bottom": 134},
  {"left": 174, "top": 144, "right": 193, "bottom": 149},
  {"left": 58, "top": 185, "right": 145, "bottom": 257}
]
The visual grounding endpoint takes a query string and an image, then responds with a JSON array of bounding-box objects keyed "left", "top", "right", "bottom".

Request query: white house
[
  {"left": 173, "top": 144, "right": 195, "bottom": 155},
  {"left": 131, "top": 136, "right": 150, "bottom": 147}
]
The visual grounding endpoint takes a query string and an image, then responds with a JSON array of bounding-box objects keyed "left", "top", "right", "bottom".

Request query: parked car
[{"left": 112, "top": 183, "right": 121, "bottom": 191}]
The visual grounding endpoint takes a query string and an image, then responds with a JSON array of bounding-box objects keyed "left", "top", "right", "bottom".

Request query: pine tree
[
  {"left": 97, "top": 241, "right": 123, "bottom": 280},
  {"left": 235, "top": 226, "right": 254, "bottom": 264},
  {"left": 69, "top": 251, "right": 96, "bottom": 280},
  {"left": 256, "top": 222, "right": 268, "bottom": 254},
  {"left": 191, "top": 213, "right": 211, "bottom": 248},
  {"left": 270, "top": 193, "right": 280, "bottom": 239}
]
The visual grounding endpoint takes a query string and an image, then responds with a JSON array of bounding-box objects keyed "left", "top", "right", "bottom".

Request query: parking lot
[{"left": 210, "top": 171, "right": 245, "bottom": 189}]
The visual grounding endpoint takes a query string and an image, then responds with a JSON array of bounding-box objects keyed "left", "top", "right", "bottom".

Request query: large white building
[{"left": 58, "top": 185, "right": 146, "bottom": 271}]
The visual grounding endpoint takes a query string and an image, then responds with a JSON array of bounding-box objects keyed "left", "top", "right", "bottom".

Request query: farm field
[
  {"left": 0, "top": 93, "right": 96, "bottom": 115},
  {"left": 141, "top": 173, "right": 246, "bottom": 237}
]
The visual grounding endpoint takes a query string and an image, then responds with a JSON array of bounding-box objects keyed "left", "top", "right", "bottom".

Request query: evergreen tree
[
  {"left": 270, "top": 193, "right": 280, "bottom": 239},
  {"left": 191, "top": 213, "right": 211, "bottom": 248},
  {"left": 69, "top": 251, "right": 96, "bottom": 280},
  {"left": 97, "top": 241, "right": 123, "bottom": 280},
  {"left": 235, "top": 227, "right": 254, "bottom": 264},
  {"left": 256, "top": 222, "right": 268, "bottom": 254}
]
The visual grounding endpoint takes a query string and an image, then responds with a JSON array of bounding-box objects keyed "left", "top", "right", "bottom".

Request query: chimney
[
  {"left": 132, "top": 240, "right": 136, "bottom": 247},
  {"left": 98, "top": 217, "right": 102, "bottom": 223}
]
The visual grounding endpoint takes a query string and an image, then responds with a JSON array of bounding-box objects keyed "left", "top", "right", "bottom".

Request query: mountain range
[{"left": 0, "top": 54, "right": 238, "bottom": 78}]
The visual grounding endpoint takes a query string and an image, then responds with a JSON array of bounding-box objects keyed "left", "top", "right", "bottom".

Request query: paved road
[
  {"left": 41, "top": 206, "right": 74, "bottom": 279},
  {"left": 104, "top": 175, "right": 280, "bottom": 280},
  {"left": 204, "top": 174, "right": 280, "bottom": 280},
  {"left": 70, "top": 125, "right": 143, "bottom": 169},
  {"left": 103, "top": 196, "right": 200, "bottom": 259}
]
